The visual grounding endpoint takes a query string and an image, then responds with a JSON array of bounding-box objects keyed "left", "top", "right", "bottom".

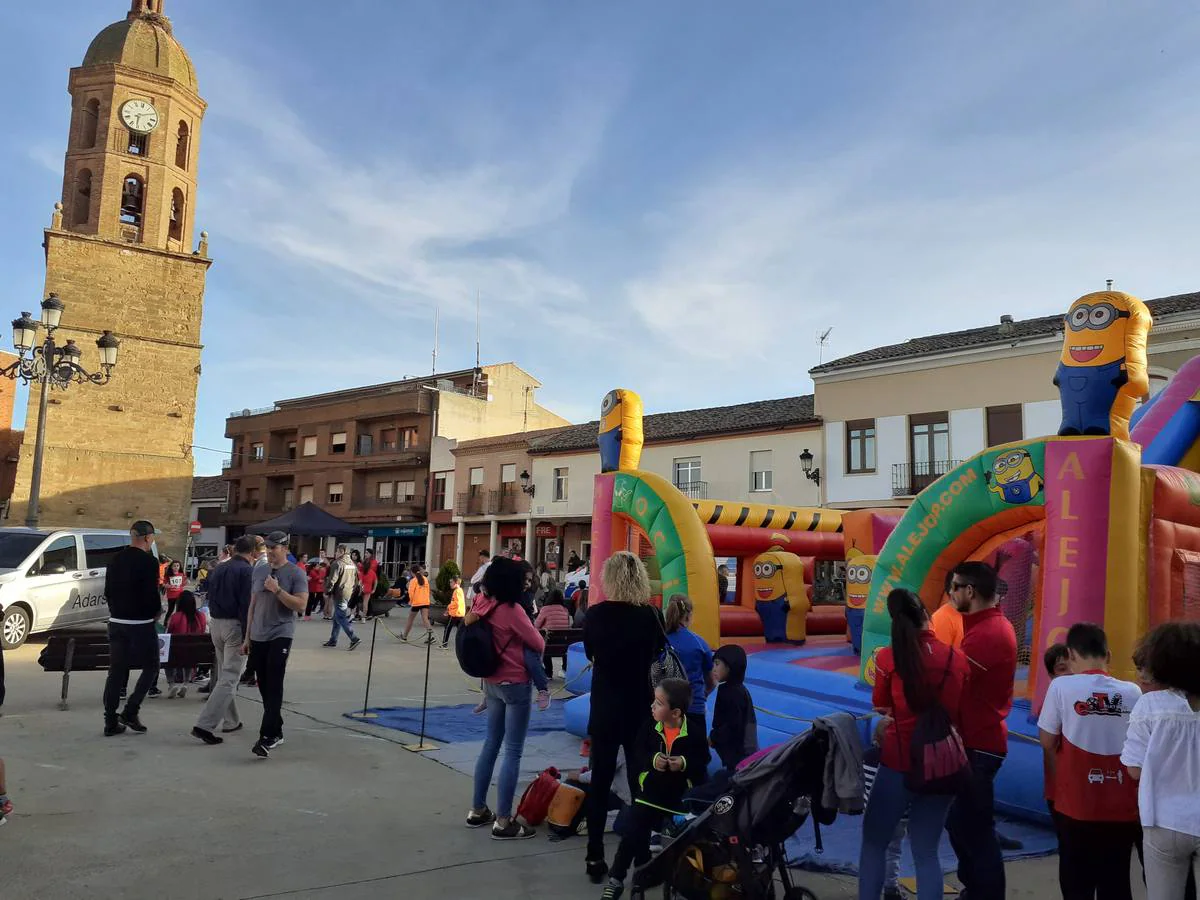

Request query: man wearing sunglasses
[{"left": 944, "top": 562, "right": 1017, "bottom": 900}]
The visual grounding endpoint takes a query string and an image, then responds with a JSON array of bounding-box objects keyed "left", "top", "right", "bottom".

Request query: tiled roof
[
  {"left": 192, "top": 475, "right": 226, "bottom": 500},
  {"left": 454, "top": 426, "right": 571, "bottom": 453},
  {"left": 528, "top": 396, "right": 817, "bottom": 454},
  {"left": 811, "top": 291, "right": 1200, "bottom": 374}
]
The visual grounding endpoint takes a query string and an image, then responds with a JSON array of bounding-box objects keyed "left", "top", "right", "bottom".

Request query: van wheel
[{"left": 1, "top": 605, "right": 30, "bottom": 650}]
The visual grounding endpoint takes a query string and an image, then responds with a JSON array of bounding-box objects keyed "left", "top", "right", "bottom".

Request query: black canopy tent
[{"left": 246, "top": 502, "right": 366, "bottom": 538}]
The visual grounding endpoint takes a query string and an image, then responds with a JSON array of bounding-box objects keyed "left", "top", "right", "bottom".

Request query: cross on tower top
[{"left": 129, "top": 0, "right": 165, "bottom": 18}]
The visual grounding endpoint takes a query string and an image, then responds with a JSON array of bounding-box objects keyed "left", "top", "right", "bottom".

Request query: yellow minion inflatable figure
[
  {"left": 598, "top": 389, "right": 644, "bottom": 473},
  {"left": 844, "top": 548, "right": 877, "bottom": 653},
  {"left": 1053, "top": 290, "right": 1151, "bottom": 441},
  {"left": 985, "top": 448, "right": 1043, "bottom": 505},
  {"left": 753, "top": 549, "right": 810, "bottom": 644}
]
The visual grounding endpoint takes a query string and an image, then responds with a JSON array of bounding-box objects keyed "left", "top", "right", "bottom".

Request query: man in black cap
[
  {"left": 245, "top": 531, "right": 308, "bottom": 758},
  {"left": 102, "top": 520, "right": 163, "bottom": 736}
]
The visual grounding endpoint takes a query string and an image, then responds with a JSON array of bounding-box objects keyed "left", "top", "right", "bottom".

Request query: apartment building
[
  {"left": 222, "top": 364, "right": 567, "bottom": 574},
  {"left": 811, "top": 291, "right": 1200, "bottom": 508},
  {"left": 514, "top": 397, "right": 825, "bottom": 569},
  {"left": 438, "top": 427, "right": 566, "bottom": 568}
]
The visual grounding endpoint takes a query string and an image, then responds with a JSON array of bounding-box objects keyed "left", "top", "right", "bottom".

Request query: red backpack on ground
[{"left": 516, "top": 767, "right": 561, "bottom": 826}]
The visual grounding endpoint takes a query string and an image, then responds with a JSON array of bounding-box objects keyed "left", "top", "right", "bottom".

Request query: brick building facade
[{"left": 8, "top": 1, "right": 210, "bottom": 555}]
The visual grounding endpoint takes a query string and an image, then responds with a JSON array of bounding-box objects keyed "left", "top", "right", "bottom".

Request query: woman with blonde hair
[{"left": 582, "top": 551, "right": 665, "bottom": 882}]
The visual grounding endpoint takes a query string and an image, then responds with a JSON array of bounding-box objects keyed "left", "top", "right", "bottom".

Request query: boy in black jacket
[
  {"left": 602, "top": 678, "right": 707, "bottom": 900},
  {"left": 709, "top": 645, "right": 758, "bottom": 772}
]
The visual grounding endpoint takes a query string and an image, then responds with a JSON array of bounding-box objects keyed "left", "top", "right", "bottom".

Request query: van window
[
  {"left": 0, "top": 532, "right": 47, "bottom": 569},
  {"left": 32, "top": 536, "right": 79, "bottom": 576},
  {"left": 83, "top": 533, "right": 129, "bottom": 569}
]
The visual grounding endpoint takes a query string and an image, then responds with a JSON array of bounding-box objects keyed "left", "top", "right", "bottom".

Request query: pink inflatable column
[{"left": 589, "top": 473, "right": 616, "bottom": 605}]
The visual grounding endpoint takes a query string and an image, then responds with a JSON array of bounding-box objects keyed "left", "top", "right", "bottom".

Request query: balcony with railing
[
  {"left": 675, "top": 481, "right": 708, "bottom": 500},
  {"left": 892, "top": 460, "right": 962, "bottom": 497},
  {"left": 488, "top": 489, "right": 523, "bottom": 516},
  {"left": 348, "top": 495, "right": 425, "bottom": 518},
  {"left": 455, "top": 490, "right": 486, "bottom": 517}
]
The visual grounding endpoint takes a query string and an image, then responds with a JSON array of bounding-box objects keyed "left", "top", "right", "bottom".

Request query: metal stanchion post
[
  {"left": 348, "top": 619, "right": 379, "bottom": 720},
  {"left": 403, "top": 629, "right": 438, "bottom": 752}
]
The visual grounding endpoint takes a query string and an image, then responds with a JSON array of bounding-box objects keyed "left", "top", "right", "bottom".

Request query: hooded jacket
[{"left": 710, "top": 645, "right": 759, "bottom": 770}]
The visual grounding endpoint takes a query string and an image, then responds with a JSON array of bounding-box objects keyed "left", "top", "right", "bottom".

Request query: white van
[{"left": 0, "top": 527, "right": 155, "bottom": 650}]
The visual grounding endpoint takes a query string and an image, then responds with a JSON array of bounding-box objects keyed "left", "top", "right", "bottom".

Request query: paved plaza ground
[{"left": 1, "top": 618, "right": 1110, "bottom": 899}]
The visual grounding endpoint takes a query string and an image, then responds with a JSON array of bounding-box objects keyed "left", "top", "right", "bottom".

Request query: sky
[{"left": 2, "top": 2, "right": 1199, "bottom": 476}]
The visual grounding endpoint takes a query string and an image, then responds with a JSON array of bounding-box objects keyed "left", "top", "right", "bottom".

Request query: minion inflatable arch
[{"left": 590, "top": 389, "right": 722, "bottom": 645}]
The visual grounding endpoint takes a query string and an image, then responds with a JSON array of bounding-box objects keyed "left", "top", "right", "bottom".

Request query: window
[
  {"left": 33, "top": 536, "right": 79, "bottom": 575},
  {"left": 126, "top": 130, "right": 148, "bottom": 156},
  {"left": 282, "top": 488, "right": 295, "bottom": 510},
  {"left": 501, "top": 464, "right": 517, "bottom": 486},
  {"left": 251, "top": 443, "right": 264, "bottom": 462},
  {"left": 195, "top": 506, "right": 221, "bottom": 528},
  {"left": 286, "top": 441, "right": 297, "bottom": 460},
  {"left": 397, "top": 480, "right": 416, "bottom": 501},
  {"left": 175, "top": 121, "right": 189, "bottom": 170},
  {"left": 82, "top": 532, "right": 128, "bottom": 569},
  {"left": 81, "top": 98, "right": 100, "bottom": 148},
  {"left": 358, "top": 433, "right": 373, "bottom": 455},
  {"left": 302, "top": 436, "right": 317, "bottom": 457},
  {"left": 299, "top": 485, "right": 314, "bottom": 505},
  {"left": 673, "top": 457, "right": 702, "bottom": 488},
  {"left": 986, "top": 404, "right": 1023, "bottom": 446},
  {"left": 377, "top": 480, "right": 394, "bottom": 500},
  {"left": 245, "top": 488, "right": 259, "bottom": 508},
  {"left": 380, "top": 428, "right": 397, "bottom": 451},
  {"left": 120, "top": 175, "right": 144, "bottom": 227},
  {"left": 750, "top": 450, "right": 773, "bottom": 492},
  {"left": 846, "top": 419, "right": 877, "bottom": 474},
  {"left": 433, "top": 472, "right": 448, "bottom": 511},
  {"left": 74, "top": 169, "right": 92, "bottom": 226},
  {"left": 469, "top": 467, "right": 484, "bottom": 494},
  {"left": 910, "top": 412, "right": 950, "bottom": 471},
  {"left": 331, "top": 432, "right": 347, "bottom": 454},
  {"left": 401, "top": 427, "right": 418, "bottom": 449},
  {"left": 328, "top": 482, "right": 344, "bottom": 504},
  {"left": 168, "top": 188, "right": 185, "bottom": 242},
  {"left": 554, "top": 467, "right": 569, "bottom": 502}
]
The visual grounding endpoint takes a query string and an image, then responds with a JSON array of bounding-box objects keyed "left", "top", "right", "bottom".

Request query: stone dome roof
[{"left": 82, "top": 13, "right": 198, "bottom": 92}]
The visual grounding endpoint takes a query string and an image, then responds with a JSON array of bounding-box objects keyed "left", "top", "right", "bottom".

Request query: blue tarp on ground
[
  {"left": 785, "top": 811, "right": 1057, "bottom": 877},
  {"left": 346, "top": 701, "right": 566, "bottom": 743}
]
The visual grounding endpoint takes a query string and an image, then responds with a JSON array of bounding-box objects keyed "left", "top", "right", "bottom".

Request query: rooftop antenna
[
  {"left": 817, "top": 326, "right": 834, "bottom": 363},
  {"left": 1106, "top": 278, "right": 1114, "bottom": 291},
  {"left": 431, "top": 305, "right": 439, "bottom": 376},
  {"left": 472, "top": 291, "right": 482, "bottom": 396}
]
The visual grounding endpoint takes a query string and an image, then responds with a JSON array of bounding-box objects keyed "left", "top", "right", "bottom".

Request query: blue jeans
[
  {"left": 472, "top": 680, "right": 533, "bottom": 818},
  {"left": 523, "top": 647, "right": 548, "bottom": 692},
  {"left": 859, "top": 765, "right": 953, "bottom": 900},
  {"left": 329, "top": 605, "right": 357, "bottom": 645}
]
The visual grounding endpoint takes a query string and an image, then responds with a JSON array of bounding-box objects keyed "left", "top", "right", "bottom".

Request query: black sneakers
[
  {"left": 349, "top": 637, "right": 362, "bottom": 651},
  {"left": 118, "top": 711, "right": 147, "bottom": 734},
  {"left": 252, "top": 736, "right": 284, "bottom": 759},
  {"left": 103, "top": 720, "right": 126, "bottom": 737},
  {"left": 191, "top": 727, "right": 223, "bottom": 745}
]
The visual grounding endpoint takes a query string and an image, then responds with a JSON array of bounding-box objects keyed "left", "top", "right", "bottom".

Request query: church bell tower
[{"left": 10, "top": 0, "right": 211, "bottom": 552}]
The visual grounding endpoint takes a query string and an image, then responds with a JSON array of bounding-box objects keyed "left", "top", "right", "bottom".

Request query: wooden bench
[
  {"left": 38, "top": 630, "right": 215, "bottom": 710},
  {"left": 543, "top": 627, "right": 583, "bottom": 660}
]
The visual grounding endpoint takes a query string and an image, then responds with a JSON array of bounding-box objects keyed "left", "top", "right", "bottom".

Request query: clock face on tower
[{"left": 120, "top": 99, "right": 159, "bottom": 134}]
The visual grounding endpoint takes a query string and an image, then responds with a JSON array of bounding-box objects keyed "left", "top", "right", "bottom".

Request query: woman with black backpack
[{"left": 859, "top": 589, "right": 969, "bottom": 900}]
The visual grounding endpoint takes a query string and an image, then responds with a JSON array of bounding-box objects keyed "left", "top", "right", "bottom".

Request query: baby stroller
[{"left": 629, "top": 726, "right": 836, "bottom": 900}]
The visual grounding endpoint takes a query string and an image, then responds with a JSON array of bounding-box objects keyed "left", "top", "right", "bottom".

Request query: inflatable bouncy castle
[{"left": 565, "top": 289, "right": 1200, "bottom": 822}]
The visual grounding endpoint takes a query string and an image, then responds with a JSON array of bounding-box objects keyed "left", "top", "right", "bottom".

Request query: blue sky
[{"left": 2, "top": 2, "right": 1199, "bottom": 475}]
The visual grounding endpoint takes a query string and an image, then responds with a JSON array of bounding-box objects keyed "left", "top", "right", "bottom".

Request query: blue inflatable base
[{"left": 563, "top": 644, "right": 1050, "bottom": 824}]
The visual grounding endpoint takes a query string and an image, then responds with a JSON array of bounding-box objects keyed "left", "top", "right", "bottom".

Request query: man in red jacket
[{"left": 945, "top": 561, "right": 1016, "bottom": 900}]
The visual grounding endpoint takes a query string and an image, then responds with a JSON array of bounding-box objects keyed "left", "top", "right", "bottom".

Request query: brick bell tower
[{"left": 10, "top": 0, "right": 211, "bottom": 554}]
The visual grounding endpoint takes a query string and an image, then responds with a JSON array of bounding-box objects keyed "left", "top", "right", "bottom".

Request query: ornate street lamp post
[{"left": 2, "top": 293, "right": 120, "bottom": 527}]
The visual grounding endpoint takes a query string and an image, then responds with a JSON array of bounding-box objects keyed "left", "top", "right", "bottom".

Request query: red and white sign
[
  {"left": 189, "top": 520, "right": 203, "bottom": 535},
  {"left": 535, "top": 522, "right": 557, "bottom": 539}
]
